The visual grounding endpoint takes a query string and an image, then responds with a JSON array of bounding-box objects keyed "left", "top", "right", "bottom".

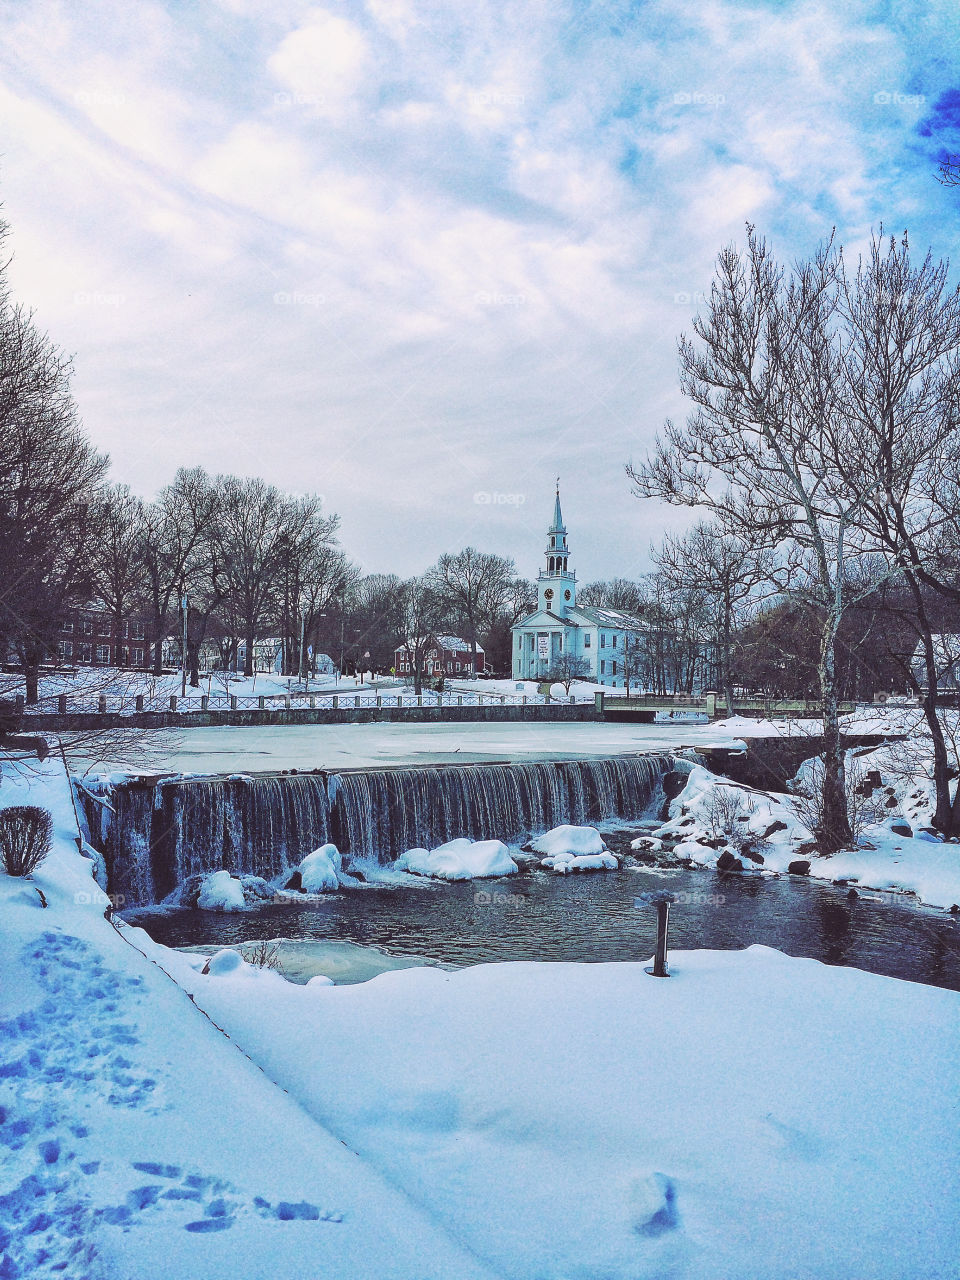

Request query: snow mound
[
  {"left": 298, "top": 844, "right": 343, "bottom": 892},
  {"left": 541, "top": 851, "right": 618, "bottom": 874},
  {"left": 530, "top": 825, "right": 606, "bottom": 857},
  {"left": 395, "top": 838, "right": 518, "bottom": 881},
  {"left": 197, "top": 870, "right": 246, "bottom": 912},
  {"left": 203, "top": 947, "right": 244, "bottom": 975}
]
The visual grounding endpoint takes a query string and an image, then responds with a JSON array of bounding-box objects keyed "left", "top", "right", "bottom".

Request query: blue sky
[{"left": 0, "top": 0, "right": 957, "bottom": 579}]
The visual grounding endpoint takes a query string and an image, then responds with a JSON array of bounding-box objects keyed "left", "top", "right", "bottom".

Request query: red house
[{"left": 395, "top": 635, "right": 485, "bottom": 679}]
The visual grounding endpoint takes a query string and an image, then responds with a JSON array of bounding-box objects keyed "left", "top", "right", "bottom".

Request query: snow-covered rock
[
  {"left": 298, "top": 843, "right": 343, "bottom": 892},
  {"left": 395, "top": 838, "right": 518, "bottom": 881},
  {"left": 541, "top": 851, "right": 618, "bottom": 874},
  {"left": 530, "top": 825, "right": 606, "bottom": 857},
  {"left": 196, "top": 870, "right": 246, "bottom": 912}
]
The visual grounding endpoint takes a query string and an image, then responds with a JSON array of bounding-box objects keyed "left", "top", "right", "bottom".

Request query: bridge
[{"left": 595, "top": 691, "right": 857, "bottom": 722}]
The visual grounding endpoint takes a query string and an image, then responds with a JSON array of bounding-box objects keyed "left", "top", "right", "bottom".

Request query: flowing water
[
  {"left": 128, "top": 865, "right": 960, "bottom": 991},
  {"left": 78, "top": 753, "right": 960, "bottom": 992}
]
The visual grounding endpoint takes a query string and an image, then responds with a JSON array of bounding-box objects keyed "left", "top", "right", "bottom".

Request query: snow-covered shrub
[
  {"left": 197, "top": 870, "right": 246, "bottom": 911},
  {"left": 242, "top": 939, "right": 285, "bottom": 973},
  {"left": 0, "top": 805, "right": 53, "bottom": 876},
  {"left": 707, "top": 789, "right": 757, "bottom": 851}
]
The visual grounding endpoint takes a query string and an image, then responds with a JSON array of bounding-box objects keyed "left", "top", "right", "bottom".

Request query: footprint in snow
[{"left": 632, "top": 1172, "right": 680, "bottom": 1238}]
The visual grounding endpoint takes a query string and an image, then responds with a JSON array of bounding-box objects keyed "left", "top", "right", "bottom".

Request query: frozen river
[{"left": 71, "top": 719, "right": 750, "bottom": 775}]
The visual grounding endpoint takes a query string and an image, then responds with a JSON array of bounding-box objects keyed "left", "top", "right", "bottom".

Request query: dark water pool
[{"left": 126, "top": 864, "right": 960, "bottom": 991}]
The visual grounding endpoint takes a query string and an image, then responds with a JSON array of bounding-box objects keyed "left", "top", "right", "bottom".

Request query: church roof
[{"left": 566, "top": 606, "right": 647, "bottom": 629}]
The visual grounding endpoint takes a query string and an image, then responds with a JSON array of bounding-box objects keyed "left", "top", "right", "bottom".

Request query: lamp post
[
  {"left": 299, "top": 608, "right": 309, "bottom": 686},
  {"left": 180, "top": 592, "right": 188, "bottom": 698}
]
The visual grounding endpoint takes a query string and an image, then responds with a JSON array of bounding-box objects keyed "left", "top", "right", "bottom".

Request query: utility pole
[{"left": 299, "top": 608, "right": 308, "bottom": 685}]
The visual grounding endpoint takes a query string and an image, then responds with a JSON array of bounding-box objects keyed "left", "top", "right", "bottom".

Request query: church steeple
[{"left": 538, "top": 481, "right": 576, "bottom": 616}]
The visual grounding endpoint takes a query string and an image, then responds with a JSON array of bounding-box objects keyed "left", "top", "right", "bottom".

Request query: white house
[
  {"left": 511, "top": 488, "right": 646, "bottom": 688},
  {"left": 911, "top": 634, "right": 960, "bottom": 691}
]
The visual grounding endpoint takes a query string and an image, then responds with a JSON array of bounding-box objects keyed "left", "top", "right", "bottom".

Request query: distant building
[
  {"left": 511, "top": 487, "right": 646, "bottom": 688},
  {"left": 395, "top": 635, "right": 485, "bottom": 679},
  {"left": 57, "top": 606, "right": 150, "bottom": 669}
]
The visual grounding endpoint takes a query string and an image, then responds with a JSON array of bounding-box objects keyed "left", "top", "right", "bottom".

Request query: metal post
[
  {"left": 636, "top": 890, "right": 676, "bottom": 978},
  {"left": 98, "top": 694, "right": 107, "bottom": 715},
  {"left": 135, "top": 694, "right": 144, "bottom": 712},
  {"left": 58, "top": 694, "right": 67, "bottom": 715}
]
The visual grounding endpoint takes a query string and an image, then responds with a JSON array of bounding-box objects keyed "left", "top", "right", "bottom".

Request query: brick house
[
  {"left": 56, "top": 606, "right": 151, "bottom": 669},
  {"left": 395, "top": 635, "right": 485, "bottom": 680}
]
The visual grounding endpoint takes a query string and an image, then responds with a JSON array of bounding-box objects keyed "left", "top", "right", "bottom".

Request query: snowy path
[{"left": 0, "top": 758, "right": 500, "bottom": 1280}]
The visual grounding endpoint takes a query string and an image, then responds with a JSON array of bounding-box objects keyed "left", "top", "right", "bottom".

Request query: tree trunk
[
  {"left": 243, "top": 627, "right": 254, "bottom": 678},
  {"left": 905, "top": 573, "right": 956, "bottom": 833},
  {"left": 25, "top": 663, "right": 39, "bottom": 706},
  {"left": 818, "top": 623, "right": 853, "bottom": 853}
]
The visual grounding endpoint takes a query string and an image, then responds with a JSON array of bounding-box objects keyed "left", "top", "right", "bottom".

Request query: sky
[{"left": 0, "top": 0, "right": 958, "bottom": 582}]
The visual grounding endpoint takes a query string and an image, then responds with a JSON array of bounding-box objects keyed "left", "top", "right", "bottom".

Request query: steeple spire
[{"left": 551, "top": 477, "right": 565, "bottom": 534}]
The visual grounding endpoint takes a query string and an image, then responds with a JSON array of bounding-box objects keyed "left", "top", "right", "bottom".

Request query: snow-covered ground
[
  {"left": 3, "top": 753, "right": 959, "bottom": 1278},
  {"left": 147, "top": 938, "right": 959, "bottom": 1280}
]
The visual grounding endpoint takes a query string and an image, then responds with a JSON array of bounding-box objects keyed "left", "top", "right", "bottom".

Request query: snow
[
  {"left": 530, "top": 824, "right": 607, "bottom": 856},
  {"left": 646, "top": 760, "right": 960, "bottom": 909},
  {"left": 297, "top": 843, "right": 343, "bottom": 892},
  {"left": 196, "top": 870, "right": 246, "bottom": 912},
  {"left": 203, "top": 947, "right": 244, "bottom": 975},
  {"left": 541, "top": 850, "right": 619, "bottom": 873},
  {"left": 0, "top": 753, "right": 497, "bottom": 1280},
  {"left": 153, "top": 940, "right": 960, "bottom": 1280},
  {"left": 395, "top": 838, "right": 518, "bottom": 880},
  {"left": 67, "top": 719, "right": 752, "bottom": 775}
]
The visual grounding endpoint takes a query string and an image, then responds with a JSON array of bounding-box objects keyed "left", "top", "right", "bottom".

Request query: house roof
[
  {"left": 568, "top": 606, "right": 647, "bottom": 629},
  {"left": 398, "top": 635, "right": 484, "bottom": 653}
]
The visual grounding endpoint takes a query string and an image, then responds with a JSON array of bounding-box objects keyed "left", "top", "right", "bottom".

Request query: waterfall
[{"left": 78, "top": 754, "right": 686, "bottom": 906}]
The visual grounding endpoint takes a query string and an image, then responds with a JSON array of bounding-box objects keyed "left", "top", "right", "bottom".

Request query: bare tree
[
  {"left": 653, "top": 521, "right": 779, "bottom": 713},
  {"left": 546, "top": 652, "right": 590, "bottom": 693},
  {"left": 397, "top": 576, "right": 444, "bottom": 695},
  {"left": 628, "top": 228, "right": 895, "bottom": 851},
  {"left": 578, "top": 578, "right": 644, "bottom": 612},
  {"left": 0, "top": 303, "right": 108, "bottom": 702},
  {"left": 92, "top": 484, "right": 147, "bottom": 665},
  {"left": 837, "top": 233, "right": 960, "bottom": 833},
  {"left": 427, "top": 547, "right": 518, "bottom": 675},
  {"left": 139, "top": 468, "right": 217, "bottom": 675}
]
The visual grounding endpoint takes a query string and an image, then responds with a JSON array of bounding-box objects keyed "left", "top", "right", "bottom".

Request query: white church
[{"left": 511, "top": 487, "right": 646, "bottom": 688}]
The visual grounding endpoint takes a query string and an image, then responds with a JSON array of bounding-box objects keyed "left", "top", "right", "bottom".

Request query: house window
[
  {"left": 79, "top": 644, "right": 92, "bottom": 663},
  {"left": 600, "top": 660, "right": 606, "bottom": 675},
  {"left": 584, "top": 634, "right": 591, "bottom": 648},
  {"left": 612, "top": 634, "right": 617, "bottom": 648},
  {"left": 96, "top": 645, "right": 111, "bottom": 664},
  {"left": 131, "top": 622, "right": 145, "bottom": 641},
  {"left": 600, "top": 633, "right": 606, "bottom": 647},
  {"left": 132, "top": 647, "right": 144, "bottom": 666},
  {"left": 98, "top": 619, "right": 111, "bottom": 636},
  {"left": 61, "top": 620, "right": 74, "bottom": 633},
  {"left": 58, "top": 640, "right": 73, "bottom": 661},
  {"left": 81, "top": 617, "right": 93, "bottom": 635},
  {"left": 612, "top": 661, "right": 617, "bottom": 675},
  {"left": 121, "top": 621, "right": 129, "bottom": 638}
]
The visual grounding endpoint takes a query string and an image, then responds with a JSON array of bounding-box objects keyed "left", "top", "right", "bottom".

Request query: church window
[
  {"left": 613, "top": 634, "right": 617, "bottom": 648},
  {"left": 600, "top": 633, "right": 606, "bottom": 647},
  {"left": 584, "top": 634, "right": 591, "bottom": 648}
]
